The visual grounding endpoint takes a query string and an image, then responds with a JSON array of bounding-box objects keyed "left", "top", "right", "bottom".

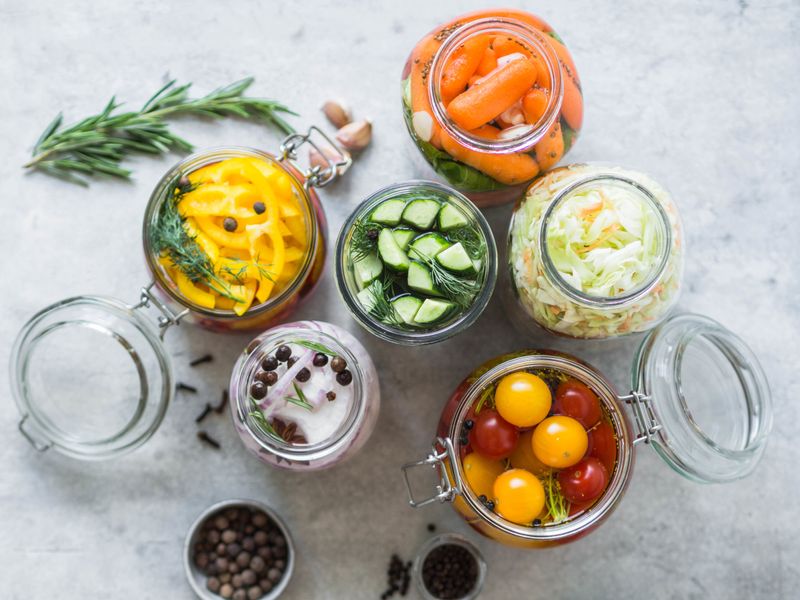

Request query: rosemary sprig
[
  {"left": 544, "top": 470, "right": 570, "bottom": 523},
  {"left": 286, "top": 383, "right": 314, "bottom": 411},
  {"left": 149, "top": 179, "right": 241, "bottom": 302},
  {"left": 295, "top": 340, "right": 337, "bottom": 356},
  {"left": 350, "top": 219, "right": 381, "bottom": 262},
  {"left": 25, "top": 77, "right": 296, "bottom": 185},
  {"left": 248, "top": 400, "right": 283, "bottom": 443}
]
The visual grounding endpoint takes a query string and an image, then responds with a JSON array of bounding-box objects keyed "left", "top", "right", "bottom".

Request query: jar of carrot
[{"left": 401, "top": 10, "right": 584, "bottom": 208}]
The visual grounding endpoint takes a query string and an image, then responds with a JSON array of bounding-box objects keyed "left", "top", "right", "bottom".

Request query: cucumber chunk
[
  {"left": 401, "top": 198, "right": 441, "bottom": 229},
  {"left": 435, "top": 243, "right": 474, "bottom": 273},
  {"left": 356, "top": 287, "right": 376, "bottom": 311},
  {"left": 408, "top": 232, "right": 451, "bottom": 261},
  {"left": 407, "top": 261, "right": 440, "bottom": 296},
  {"left": 438, "top": 202, "right": 470, "bottom": 231},
  {"left": 370, "top": 199, "right": 406, "bottom": 226},
  {"left": 391, "top": 227, "right": 416, "bottom": 251},
  {"left": 353, "top": 252, "right": 383, "bottom": 288},
  {"left": 413, "top": 298, "right": 456, "bottom": 324},
  {"left": 391, "top": 295, "right": 423, "bottom": 325},
  {"left": 378, "top": 228, "right": 410, "bottom": 272}
]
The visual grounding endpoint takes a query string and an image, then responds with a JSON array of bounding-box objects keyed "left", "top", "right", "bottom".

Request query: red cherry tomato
[
  {"left": 469, "top": 410, "right": 519, "bottom": 460},
  {"left": 552, "top": 379, "right": 602, "bottom": 429},
  {"left": 557, "top": 457, "right": 609, "bottom": 504},
  {"left": 587, "top": 421, "right": 617, "bottom": 475}
]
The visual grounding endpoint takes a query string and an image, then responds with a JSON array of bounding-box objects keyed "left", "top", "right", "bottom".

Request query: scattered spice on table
[
  {"left": 195, "top": 403, "right": 213, "bottom": 424},
  {"left": 193, "top": 505, "right": 290, "bottom": 599},
  {"left": 421, "top": 543, "right": 478, "bottom": 600},
  {"left": 381, "top": 553, "right": 411, "bottom": 599},
  {"left": 214, "top": 390, "right": 230, "bottom": 413},
  {"left": 427, "top": 523, "right": 436, "bottom": 532},
  {"left": 190, "top": 354, "right": 214, "bottom": 367},
  {"left": 177, "top": 382, "right": 198, "bottom": 394},
  {"left": 197, "top": 431, "right": 221, "bottom": 450}
]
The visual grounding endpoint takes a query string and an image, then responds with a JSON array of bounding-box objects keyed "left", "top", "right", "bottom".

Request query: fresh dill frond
[
  {"left": 349, "top": 219, "right": 382, "bottom": 262},
  {"left": 418, "top": 254, "right": 480, "bottom": 309},
  {"left": 362, "top": 280, "right": 402, "bottom": 326},
  {"left": 448, "top": 226, "right": 486, "bottom": 260},
  {"left": 474, "top": 383, "right": 496, "bottom": 415},
  {"left": 544, "top": 470, "right": 570, "bottom": 523}
]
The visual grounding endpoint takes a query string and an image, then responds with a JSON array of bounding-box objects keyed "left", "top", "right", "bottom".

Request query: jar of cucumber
[{"left": 335, "top": 181, "right": 497, "bottom": 345}]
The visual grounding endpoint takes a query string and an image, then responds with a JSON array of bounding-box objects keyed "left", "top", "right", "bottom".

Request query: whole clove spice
[
  {"left": 197, "top": 431, "right": 221, "bottom": 449},
  {"left": 190, "top": 354, "right": 214, "bottom": 367},
  {"left": 195, "top": 403, "right": 213, "bottom": 423},
  {"left": 214, "top": 390, "right": 229, "bottom": 413},
  {"left": 177, "top": 382, "right": 198, "bottom": 394}
]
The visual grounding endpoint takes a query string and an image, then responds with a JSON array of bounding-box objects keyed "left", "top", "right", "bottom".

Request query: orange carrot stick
[
  {"left": 534, "top": 120, "right": 564, "bottom": 171},
  {"left": 447, "top": 58, "right": 538, "bottom": 130},
  {"left": 440, "top": 125, "right": 539, "bottom": 185},
  {"left": 475, "top": 47, "right": 497, "bottom": 76},
  {"left": 440, "top": 35, "right": 491, "bottom": 104},
  {"left": 560, "top": 71, "right": 583, "bottom": 131},
  {"left": 522, "top": 88, "right": 549, "bottom": 125},
  {"left": 409, "top": 34, "right": 444, "bottom": 147}
]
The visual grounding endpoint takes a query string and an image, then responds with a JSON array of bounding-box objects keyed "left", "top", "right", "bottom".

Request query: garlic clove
[
  {"left": 321, "top": 100, "right": 352, "bottom": 129},
  {"left": 412, "top": 111, "right": 434, "bottom": 142},
  {"left": 335, "top": 119, "right": 372, "bottom": 152},
  {"left": 309, "top": 145, "right": 351, "bottom": 177}
]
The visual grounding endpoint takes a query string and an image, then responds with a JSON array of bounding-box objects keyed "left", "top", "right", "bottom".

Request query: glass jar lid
[
  {"left": 10, "top": 294, "right": 173, "bottom": 460},
  {"left": 632, "top": 313, "right": 772, "bottom": 482}
]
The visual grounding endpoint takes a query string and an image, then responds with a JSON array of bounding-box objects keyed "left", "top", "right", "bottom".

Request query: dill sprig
[
  {"left": 544, "top": 470, "right": 570, "bottom": 523},
  {"left": 418, "top": 254, "right": 480, "bottom": 309},
  {"left": 473, "top": 383, "right": 496, "bottom": 415},
  {"left": 448, "top": 226, "right": 486, "bottom": 260},
  {"left": 362, "top": 280, "right": 402, "bottom": 326},
  {"left": 149, "top": 179, "right": 241, "bottom": 302},
  {"left": 349, "top": 219, "right": 382, "bottom": 262},
  {"left": 25, "top": 77, "right": 296, "bottom": 185}
]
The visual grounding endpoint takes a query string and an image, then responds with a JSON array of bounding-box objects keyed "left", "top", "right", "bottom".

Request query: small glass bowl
[
  {"left": 183, "top": 499, "right": 295, "bottom": 600},
  {"left": 412, "top": 533, "right": 487, "bottom": 600}
]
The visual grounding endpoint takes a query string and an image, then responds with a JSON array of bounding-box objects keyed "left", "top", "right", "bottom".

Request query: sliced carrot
[
  {"left": 447, "top": 58, "right": 538, "bottom": 130},
  {"left": 475, "top": 47, "right": 497, "bottom": 76},
  {"left": 440, "top": 125, "right": 539, "bottom": 185},
  {"left": 561, "top": 71, "right": 584, "bottom": 131},
  {"left": 534, "top": 120, "right": 564, "bottom": 171},
  {"left": 440, "top": 35, "right": 491, "bottom": 104},
  {"left": 522, "top": 88, "right": 549, "bottom": 125}
]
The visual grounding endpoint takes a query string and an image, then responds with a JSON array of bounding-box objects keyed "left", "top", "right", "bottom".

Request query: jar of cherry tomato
[
  {"left": 143, "top": 128, "right": 350, "bottom": 333},
  {"left": 402, "top": 314, "right": 772, "bottom": 548},
  {"left": 401, "top": 9, "right": 583, "bottom": 207}
]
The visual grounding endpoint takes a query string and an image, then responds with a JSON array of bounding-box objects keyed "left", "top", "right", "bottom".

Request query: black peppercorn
[
  {"left": 295, "top": 367, "right": 311, "bottom": 382},
  {"left": 264, "top": 371, "right": 278, "bottom": 386},
  {"left": 326, "top": 391, "right": 336, "bottom": 401},
  {"left": 253, "top": 201, "right": 266, "bottom": 214},
  {"left": 261, "top": 356, "right": 278, "bottom": 371},
  {"left": 478, "top": 494, "right": 487, "bottom": 504},
  {"left": 366, "top": 228, "right": 379, "bottom": 240},
  {"left": 312, "top": 352, "right": 328, "bottom": 367},
  {"left": 459, "top": 436, "right": 469, "bottom": 446},
  {"left": 336, "top": 369, "right": 352, "bottom": 386},
  {"left": 533, "top": 518, "right": 542, "bottom": 526},
  {"left": 464, "top": 419, "right": 474, "bottom": 430},
  {"left": 223, "top": 217, "right": 238, "bottom": 232},
  {"left": 250, "top": 382, "right": 267, "bottom": 400},
  {"left": 330, "top": 356, "right": 347, "bottom": 373},
  {"left": 254, "top": 371, "right": 273, "bottom": 386},
  {"left": 276, "top": 345, "right": 292, "bottom": 362},
  {"left": 286, "top": 356, "right": 297, "bottom": 368}
]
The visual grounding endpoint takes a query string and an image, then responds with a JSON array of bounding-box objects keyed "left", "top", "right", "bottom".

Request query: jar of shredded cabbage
[{"left": 507, "top": 164, "right": 684, "bottom": 339}]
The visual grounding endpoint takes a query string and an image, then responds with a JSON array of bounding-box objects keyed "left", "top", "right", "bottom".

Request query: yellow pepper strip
[
  {"left": 285, "top": 246, "right": 304, "bottom": 263},
  {"left": 279, "top": 197, "right": 301, "bottom": 218},
  {"left": 255, "top": 278, "right": 275, "bottom": 304},
  {"left": 187, "top": 162, "right": 226, "bottom": 184},
  {"left": 231, "top": 281, "right": 258, "bottom": 316},
  {"left": 180, "top": 186, "right": 259, "bottom": 219},
  {"left": 183, "top": 218, "right": 220, "bottom": 262},
  {"left": 247, "top": 222, "right": 285, "bottom": 280},
  {"left": 218, "top": 247, "right": 250, "bottom": 260},
  {"left": 174, "top": 271, "right": 216, "bottom": 309},
  {"left": 277, "top": 220, "right": 292, "bottom": 237},
  {"left": 283, "top": 215, "right": 307, "bottom": 247},
  {"left": 195, "top": 216, "right": 251, "bottom": 250},
  {"left": 236, "top": 162, "right": 280, "bottom": 224},
  {"left": 215, "top": 296, "right": 237, "bottom": 310}
]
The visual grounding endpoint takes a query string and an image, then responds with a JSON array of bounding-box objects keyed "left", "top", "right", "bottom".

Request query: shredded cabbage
[{"left": 509, "top": 164, "right": 683, "bottom": 339}]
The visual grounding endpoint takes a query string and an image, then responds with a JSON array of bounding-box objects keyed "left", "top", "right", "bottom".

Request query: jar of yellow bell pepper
[{"left": 143, "top": 127, "right": 349, "bottom": 332}]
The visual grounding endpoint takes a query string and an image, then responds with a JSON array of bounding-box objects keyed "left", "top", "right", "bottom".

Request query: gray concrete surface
[{"left": 1, "top": 0, "right": 798, "bottom": 598}]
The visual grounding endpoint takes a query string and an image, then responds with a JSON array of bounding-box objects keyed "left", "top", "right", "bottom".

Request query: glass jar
[
  {"left": 507, "top": 164, "right": 684, "bottom": 339},
  {"left": 9, "top": 128, "right": 349, "bottom": 460},
  {"left": 412, "top": 533, "right": 487, "bottom": 600},
  {"left": 335, "top": 181, "right": 497, "bottom": 345},
  {"left": 144, "top": 129, "right": 350, "bottom": 333},
  {"left": 401, "top": 9, "right": 584, "bottom": 208},
  {"left": 402, "top": 314, "right": 772, "bottom": 548},
  {"left": 229, "top": 321, "right": 380, "bottom": 470}
]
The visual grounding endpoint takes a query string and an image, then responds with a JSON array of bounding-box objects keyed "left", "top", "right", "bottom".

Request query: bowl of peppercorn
[
  {"left": 412, "top": 533, "right": 486, "bottom": 600},
  {"left": 184, "top": 499, "right": 295, "bottom": 600}
]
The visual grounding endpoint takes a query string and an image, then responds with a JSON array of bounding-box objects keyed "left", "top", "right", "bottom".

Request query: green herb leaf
[
  {"left": 544, "top": 470, "right": 570, "bottom": 524},
  {"left": 295, "top": 340, "right": 337, "bottom": 356},
  {"left": 287, "top": 383, "right": 313, "bottom": 411},
  {"left": 349, "top": 218, "right": 381, "bottom": 262},
  {"left": 25, "top": 78, "right": 296, "bottom": 184}
]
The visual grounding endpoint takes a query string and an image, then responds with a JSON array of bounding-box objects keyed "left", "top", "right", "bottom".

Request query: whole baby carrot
[
  {"left": 534, "top": 120, "right": 564, "bottom": 171},
  {"left": 560, "top": 72, "right": 583, "bottom": 130},
  {"left": 440, "top": 35, "right": 490, "bottom": 104},
  {"left": 447, "top": 58, "right": 539, "bottom": 130},
  {"left": 475, "top": 47, "right": 497, "bottom": 76},
  {"left": 522, "top": 88, "right": 549, "bottom": 125},
  {"left": 440, "top": 125, "right": 539, "bottom": 185}
]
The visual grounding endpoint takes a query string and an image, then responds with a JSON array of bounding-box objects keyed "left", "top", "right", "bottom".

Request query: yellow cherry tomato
[
  {"left": 509, "top": 430, "right": 550, "bottom": 476},
  {"left": 492, "top": 469, "right": 545, "bottom": 525},
  {"left": 462, "top": 452, "right": 506, "bottom": 498},
  {"left": 532, "top": 416, "right": 588, "bottom": 469},
  {"left": 495, "top": 372, "right": 552, "bottom": 427}
]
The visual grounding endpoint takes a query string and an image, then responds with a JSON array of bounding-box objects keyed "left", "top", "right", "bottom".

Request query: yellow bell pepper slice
[
  {"left": 180, "top": 186, "right": 259, "bottom": 218},
  {"left": 284, "top": 246, "right": 305, "bottom": 263},
  {"left": 283, "top": 215, "right": 307, "bottom": 247},
  {"left": 195, "top": 216, "right": 251, "bottom": 250},
  {"left": 174, "top": 271, "right": 216, "bottom": 309},
  {"left": 279, "top": 197, "right": 301, "bottom": 218},
  {"left": 247, "top": 222, "right": 285, "bottom": 280},
  {"left": 231, "top": 281, "right": 258, "bottom": 316},
  {"left": 183, "top": 218, "right": 220, "bottom": 262}
]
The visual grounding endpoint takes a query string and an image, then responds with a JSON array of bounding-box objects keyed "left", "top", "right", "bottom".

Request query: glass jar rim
[
  {"left": 428, "top": 17, "right": 564, "bottom": 155},
  {"left": 142, "top": 146, "right": 320, "bottom": 320},
  {"left": 538, "top": 172, "right": 674, "bottom": 308},
  {"left": 335, "top": 180, "right": 498, "bottom": 345},
  {"left": 231, "top": 324, "right": 366, "bottom": 461}
]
